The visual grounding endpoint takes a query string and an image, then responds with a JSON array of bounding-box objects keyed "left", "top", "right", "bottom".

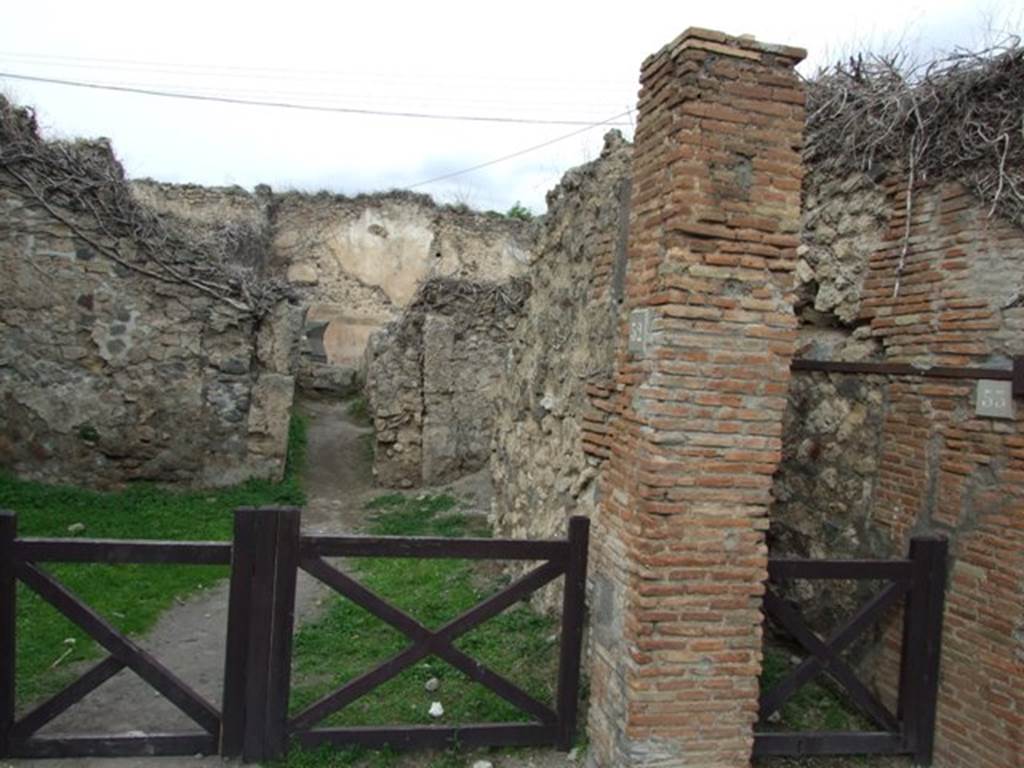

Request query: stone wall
[
  {"left": 134, "top": 183, "right": 534, "bottom": 395},
  {"left": 274, "top": 191, "right": 532, "bottom": 394},
  {"left": 131, "top": 180, "right": 271, "bottom": 232},
  {"left": 490, "top": 131, "right": 631, "bottom": 550},
  {"left": 2, "top": 98, "right": 532, "bottom": 491},
  {"left": 766, "top": 167, "right": 895, "bottom": 629},
  {"left": 480, "top": 37, "right": 1022, "bottom": 766},
  {"left": 585, "top": 29, "right": 806, "bottom": 767},
  {"left": 772, "top": 170, "right": 1024, "bottom": 768},
  {"left": 1, "top": 105, "right": 298, "bottom": 488},
  {"left": 365, "top": 278, "right": 530, "bottom": 488}
]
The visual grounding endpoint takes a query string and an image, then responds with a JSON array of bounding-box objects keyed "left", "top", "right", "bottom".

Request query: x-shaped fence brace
[
  {"left": 290, "top": 555, "right": 565, "bottom": 733},
  {"left": 760, "top": 580, "right": 910, "bottom": 732},
  {"left": 0, "top": 510, "right": 590, "bottom": 762},
  {"left": 11, "top": 561, "right": 221, "bottom": 741}
]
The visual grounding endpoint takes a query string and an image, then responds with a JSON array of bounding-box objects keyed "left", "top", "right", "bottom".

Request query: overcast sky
[{"left": 1, "top": 1, "right": 1019, "bottom": 213}]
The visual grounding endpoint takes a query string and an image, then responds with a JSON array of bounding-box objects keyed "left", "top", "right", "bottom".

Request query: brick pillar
[{"left": 587, "top": 29, "right": 805, "bottom": 767}]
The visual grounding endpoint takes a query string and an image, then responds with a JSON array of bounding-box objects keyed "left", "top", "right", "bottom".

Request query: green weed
[
  {"left": 504, "top": 202, "right": 534, "bottom": 221},
  {"left": 758, "top": 646, "right": 873, "bottom": 732},
  {"left": 346, "top": 396, "right": 371, "bottom": 426}
]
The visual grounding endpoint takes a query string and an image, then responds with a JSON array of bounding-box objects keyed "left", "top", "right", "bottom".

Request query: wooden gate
[
  {"left": 755, "top": 536, "right": 948, "bottom": 763},
  {"left": 0, "top": 508, "right": 589, "bottom": 762},
  {"left": 0, "top": 510, "right": 231, "bottom": 758}
]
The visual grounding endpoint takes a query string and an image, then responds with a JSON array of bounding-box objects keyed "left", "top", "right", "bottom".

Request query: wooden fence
[
  {"left": 755, "top": 536, "right": 948, "bottom": 763},
  {"left": 1, "top": 506, "right": 949, "bottom": 764},
  {"left": 0, "top": 508, "right": 589, "bottom": 762}
]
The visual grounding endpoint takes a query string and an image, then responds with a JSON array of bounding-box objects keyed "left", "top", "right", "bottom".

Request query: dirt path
[{"left": 11, "top": 396, "right": 374, "bottom": 768}]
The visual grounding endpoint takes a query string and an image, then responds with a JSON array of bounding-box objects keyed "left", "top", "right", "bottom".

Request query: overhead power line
[
  {"left": 0, "top": 70, "right": 632, "bottom": 127},
  {"left": 0, "top": 50, "right": 629, "bottom": 90},
  {"left": 407, "top": 110, "right": 631, "bottom": 189}
]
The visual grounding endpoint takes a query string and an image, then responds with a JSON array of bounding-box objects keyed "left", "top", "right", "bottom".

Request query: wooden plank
[
  {"left": 753, "top": 731, "right": 906, "bottom": 757},
  {"left": 436, "top": 560, "right": 565, "bottom": 640},
  {"left": 910, "top": 537, "right": 949, "bottom": 765},
  {"left": 15, "top": 539, "right": 231, "bottom": 565},
  {"left": 263, "top": 507, "right": 301, "bottom": 761},
  {"left": 300, "top": 557, "right": 557, "bottom": 726},
  {"left": 290, "top": 561, "right": 565, "bottom": 731},
  {"left": 302, "top": 556, "right": 564, "bottom": 646},
  {"left": 763, "top": 590, "right": 899, "bottom": 732},
  {"left": 15, "top": 561, "right": 221, "bottom": 735},
  {"left": 790, "top": 358, "right": 1013, "bottom": 382},
  {"left": 11, "top": 656, "right": 125, "bottom": 740},
  {"left": 289, "top": 644, "right": 431, "bottom": 733},
  {"left": 9, "top": 732, "right": 216, "bottom": 758},
  {"left": 0, "top": 511, "right": 15, "bottom": 758},
  {"left": 760, "top": 579, "right": 908, "bottom": 719},
  {"left": 302, "top": 535, "right": 567, "bottom": 561},
  {"left": 241, "top": 508, "right": 280, "bottom": 763},
  {"left": 768, "top": 558, "right": 913, "bottom": 581},
  {"left": 556, "top": 516, "right": 590, "bottom": 750},
  {"left": 898, "top": 538, "right": 925, "bottom": 749},
  {"left": 219, "top": 508, "right": 257, "bottom": 757},
  {"left": 301, "top": 557, "right": 433, "bottom": 642},
  {"left": 295, "top": 723, "right": 558, "bottom": 751},
  {"left": 432, "top": 644, "right": 557, "bottom": 725}
]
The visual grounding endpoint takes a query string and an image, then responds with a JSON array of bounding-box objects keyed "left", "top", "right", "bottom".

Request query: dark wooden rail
[
  {"left": 791, "top": 356, "right": 1022, "bottom": 389},
  {"left": 0, "top": 507, "right": 590, "bottom": 763},
  {"left": 13, "top": 539, "right": 232, "bottom": 564},
  {"left": 301, "top": 534, "right": 570, "bottom": 560},
  {"left": 225, "top": 511, "right": 590, "bottom": 762},
  {"left": 0, "top": 509, "right": 224, "bottom": 759},
  {"left": 755, "top": 536, "right": 948, "bottom": 764}
]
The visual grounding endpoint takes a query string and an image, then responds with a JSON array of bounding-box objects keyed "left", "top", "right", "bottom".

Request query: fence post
[
  {"left": 222, "top": 507, "right": 302, "bottom": 764},
  {"left": 900, "top": 536, "right": 948, "bottom": 766},
  {"left": 244, "top": 507, "right": 285, "bottom": 764},
  {"left": 0, "top": 511, "right": 16, "bottom": 759},
  {"left": 220, "top": 508, "right": 258, "bottom": 757},
  {"left": 556, "top": 515, "right": 590, "bottom": 751},
  {"left": 264, "top": 507, "right": 301, "bottom": 760}
]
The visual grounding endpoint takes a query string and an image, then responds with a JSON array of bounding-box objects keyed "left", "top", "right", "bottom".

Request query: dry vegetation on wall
[
  {"left": 0, "top": 97, "right": 291, "bottom": 317},
  {"left": 805, "top": 39, "right": 1024, "bottom": 295},
  {"left": 410, "top": 276, "right": 531, "bottom": 318}
]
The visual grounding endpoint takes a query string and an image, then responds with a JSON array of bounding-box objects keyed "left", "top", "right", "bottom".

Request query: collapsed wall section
[
  {"left": 271, "top": 192, "right": 533, "bottom": 394},
  {"left": 134, "top": 183, "right": 535, "bottom": 396}
]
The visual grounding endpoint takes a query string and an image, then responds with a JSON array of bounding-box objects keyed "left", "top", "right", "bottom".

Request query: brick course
[
  {"left": 856, "top": 179, "right": 1024, "bottom": 768},
  {"left": 587, "top": 28, "right": 805, "bottom": 767}
]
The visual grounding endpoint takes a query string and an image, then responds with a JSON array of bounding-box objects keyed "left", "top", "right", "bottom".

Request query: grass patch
[
  {"left": 281, "top": 494, "right": 559, "bottom": 767},
  {"left": 758, "top": 645, "right": 874, "bottom": 733},
  {"left": 346, "top": 395, "right": 371, "bottom": 426},
  {"left": 5, "top": 414, "right": 308, "bottom": 707}
]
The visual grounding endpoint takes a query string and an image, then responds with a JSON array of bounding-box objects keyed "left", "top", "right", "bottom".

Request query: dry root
[{"left": 0, "top": 97, "right": 292, "bottom": 317}]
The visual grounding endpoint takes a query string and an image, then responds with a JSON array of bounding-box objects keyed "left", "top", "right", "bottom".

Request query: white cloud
[{"left": 1, "top": 0, "right": 1018, "bottom": 213}]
